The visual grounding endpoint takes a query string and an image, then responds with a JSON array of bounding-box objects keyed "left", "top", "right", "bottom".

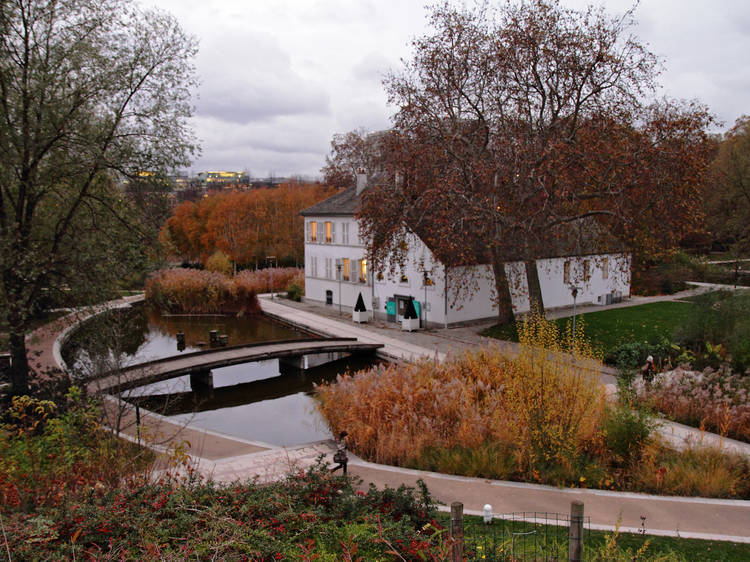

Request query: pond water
[{"left": 62, "top": 305, "right": 379, "bottom": 446}]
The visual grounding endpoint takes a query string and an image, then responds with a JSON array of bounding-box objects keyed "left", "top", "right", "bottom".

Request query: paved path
[{"left": 34, "top": 290, "right": 750, "bottom": 542}]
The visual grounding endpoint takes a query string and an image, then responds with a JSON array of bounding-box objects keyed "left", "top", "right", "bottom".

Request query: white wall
[
  {"left": 303, "top": 215, "right": 631, "bottom": 325},
  {"left": 536, "top": 253, "right": 631, "bottom": 310},
  {"left": 303, "top": 216, "right": 372, "bottom": 311},
  {"left": 371, "top": 232, "right": 446, "bottom": 324}
]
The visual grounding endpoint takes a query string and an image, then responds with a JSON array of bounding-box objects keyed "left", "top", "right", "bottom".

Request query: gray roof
[{"left": 299, "top": 187, "right": 358, "bottom": 217}]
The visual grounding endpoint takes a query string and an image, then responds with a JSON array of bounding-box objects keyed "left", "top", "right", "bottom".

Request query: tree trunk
[
  {"left": 525, "top": 260, "right": 544, "bottom": 314},
  {"left": 492, "top": 258, "right": 514, "bottom": 324},
  {"left": 9, "top": 331, "right": 30, "bottom": 395}
]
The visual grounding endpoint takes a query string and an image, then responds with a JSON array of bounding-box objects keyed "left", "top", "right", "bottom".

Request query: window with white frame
[
  {"left": 359, "top": 259, "right": 367, "bottom": 283},
  {"left": 325, "top": 257, "right": 333, "bottom": 279},
  {"left": 310, "top": 256, "right": 318, "bottom": 278},
  {"left": 583, "top": 259, "right": 591, "bottom": 282},
  {"left": 563, "top": 260, "right": 571, "bottom": 284},
  {"left": 310, "top": 221, "right": 317, "bottom": 242},
  {"left": 602, "top": 257, "right": 609, "bottom": 279},
  {"left": 342, "top": 258, "right": 350, "bottom": 281},
  {"left": 325, "top": 221, "right": 334, "bottom": 243},
  {"left": 341, "top": 222, "right": 349, "bottom": 245}
]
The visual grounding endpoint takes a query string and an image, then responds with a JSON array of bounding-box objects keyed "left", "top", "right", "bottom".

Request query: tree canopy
[
  {"left": 160, "top": 183, "right": 338, "bottom": 269},
  {"left": 0, "top": 0, "right": 198, "bottom": 394},
  {"left": 708, "top": 115, "right": 750, "bottom": 255},
  {"left": 331, "top": 0, "right": 714, "bottom": 322}
]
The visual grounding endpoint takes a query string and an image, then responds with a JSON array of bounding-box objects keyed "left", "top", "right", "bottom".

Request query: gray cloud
[
  {"left": 195, "top": 29, "right": 330, "bottom": 124},
  {"left": 149, "top": 0, "right": 750, "bottom": 176}
]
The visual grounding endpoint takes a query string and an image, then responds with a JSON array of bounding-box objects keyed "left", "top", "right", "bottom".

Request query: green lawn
[
  {"left": 482, "top": 301, "right": 694, "bottom": 356},
  {"left": 442, "top": 513, "right": 750, "bottom": 561}
]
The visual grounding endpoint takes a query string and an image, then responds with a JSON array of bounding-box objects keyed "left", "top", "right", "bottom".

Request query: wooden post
[
  {"left": 569, "top": 501, "right": 584, "bottom": 562},
  {"left": 450, "top": 502, "right": 464, "bottom": 562}
]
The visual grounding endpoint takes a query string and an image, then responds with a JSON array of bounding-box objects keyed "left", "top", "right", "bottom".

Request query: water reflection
[
  {"left": 129, "top": 355, "right": 378, "bottom": 446},
  {"left": 63, "top": 304, "right": 378, "bottom": 446},
  {"left": 63, "top": 304, "right": 307, "bottom": 369}
]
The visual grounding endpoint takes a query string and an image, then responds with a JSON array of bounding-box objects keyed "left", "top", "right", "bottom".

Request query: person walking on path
[
  {"left": 641, "top": 355, "right": 655, "bottom": 383},
  {"left": 331, "top": 431, "right": 349, "bottom": 475}
]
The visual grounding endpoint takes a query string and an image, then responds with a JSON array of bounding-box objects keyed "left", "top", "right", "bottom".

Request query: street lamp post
[
  {"left": 266, "top": 256, "right": 276, "bottom": 299},
  {"left": 570, "top": 285, "right": 580, "bottom": 349}
]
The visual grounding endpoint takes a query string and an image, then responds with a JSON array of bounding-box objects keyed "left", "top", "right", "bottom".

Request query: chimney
[{"left": 356, "top": 169, "right": 367, "bottom": 195}]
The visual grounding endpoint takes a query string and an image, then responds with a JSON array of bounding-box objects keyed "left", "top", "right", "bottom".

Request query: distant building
[{"left": 197, "top": 171, "right": 250, "bottom": 187}]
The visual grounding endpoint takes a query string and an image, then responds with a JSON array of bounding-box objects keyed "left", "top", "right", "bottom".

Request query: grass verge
[
  {"left": 438, "top": 513, "right": 750, "bottom": 561},
  {"left": 482, "top": 301, "right": 693, "bottom": 356}
]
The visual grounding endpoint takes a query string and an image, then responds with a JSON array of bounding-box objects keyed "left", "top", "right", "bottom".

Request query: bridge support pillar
[
  {"left": 189, "top": 369, "right": 214, "bottom": 391},
  {"left": 279, "top": 351, "right": 350, "bottom": 371}
]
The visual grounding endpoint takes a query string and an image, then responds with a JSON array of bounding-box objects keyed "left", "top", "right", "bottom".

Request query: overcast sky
[{"left": 146, "top": 0, "right": 750, "bottom": 178}]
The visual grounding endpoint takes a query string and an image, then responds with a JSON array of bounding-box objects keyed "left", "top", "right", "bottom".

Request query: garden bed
[{"left": 317, "top": 314, "right": 750, "bottom": 498}]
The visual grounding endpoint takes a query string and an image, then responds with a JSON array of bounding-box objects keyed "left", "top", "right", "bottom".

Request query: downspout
[{"left": 444, "top": 264, "right": 449, "bottom": 330}]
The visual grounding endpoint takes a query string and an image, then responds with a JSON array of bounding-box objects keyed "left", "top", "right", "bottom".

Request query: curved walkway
[{"left": 32, "top": 292, "right": 750, "bottom": 543}]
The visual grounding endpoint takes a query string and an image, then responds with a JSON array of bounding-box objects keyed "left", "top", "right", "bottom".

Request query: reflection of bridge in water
[
  {"left": 86, "top": 338, "right": 383, "bottom": 395},
  {"left": 131, "top": 359, "right": 358, "bottom": 415}
]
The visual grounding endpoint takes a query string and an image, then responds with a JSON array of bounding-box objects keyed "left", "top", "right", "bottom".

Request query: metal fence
[
  {"left": 449, "top": 502, "right": 590, "bottom": 562},
  {"left": 463, "top": 511, "right": 591, "bottom": 561}
]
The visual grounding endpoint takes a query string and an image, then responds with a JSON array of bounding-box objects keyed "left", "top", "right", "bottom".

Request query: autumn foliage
[
  {"left": 338, "top": 1, "right": 715, "bottom": 322},
  {"left": 145, "top": 269, "right": 261, "bottom": 314},
  {"left": 234, "top": 267, "right": 304, "bottom": 295},
  {"left": 317, "top": 312, "right": 608, "bottom": 486},
  {"left": 634, "top": 366, "right": 750, "bottom": 443},
  {"left": 160, "top": 183, "right": 337, "bottom": 267},
  {"left": 317, "top": 313, "right": 750, "bottom": 496}
]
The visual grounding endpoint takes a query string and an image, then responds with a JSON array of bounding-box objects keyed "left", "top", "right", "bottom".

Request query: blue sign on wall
[{"left": 386, "top": 300, "right": 396, "bottom": 315}]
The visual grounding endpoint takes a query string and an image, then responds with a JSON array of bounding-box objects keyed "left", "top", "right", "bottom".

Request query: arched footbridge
[{"left": 86, "top": 338, "right": 383, "bottom": 395}]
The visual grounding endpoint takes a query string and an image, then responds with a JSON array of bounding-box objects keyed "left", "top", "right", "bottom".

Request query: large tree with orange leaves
[
  {"left": 161, "top": 183, "right": 336, "bottom": 268},
  {"left": 339, "top": 0, "right": 714, "bottom": 323}
]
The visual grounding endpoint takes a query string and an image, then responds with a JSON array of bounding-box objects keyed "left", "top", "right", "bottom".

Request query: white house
[{"left": 301, "top": 175, "right": 631, "bottom": 328}]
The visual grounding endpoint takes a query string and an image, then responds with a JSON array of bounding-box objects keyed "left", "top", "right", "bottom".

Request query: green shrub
[
  {"left": 204, "top": 249, "right": 232, "bottom": 275},
  {"left": 675, "top": 291, "right": 750, "bottom": 371},
  {"left": 603, "top": 405, "right": 655, "bottom": 466},
  {"left": 0, "top": 387, "right": 151, "bottom": 512},
  {"left": 286, "top": 281, "right": 304, "bottom": 301},
  {"left": 415, "top": 441, "right": 518, "bottom": 481},
  {"left": 604, "top": 340, "right": 675, "bottom": 369}
]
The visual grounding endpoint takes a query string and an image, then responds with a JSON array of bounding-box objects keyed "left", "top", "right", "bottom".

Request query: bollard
[
  {"left": 176, "top": 332, "right": 185, "bottom": 351},
  {"left": 450, "top": 502, "right": 464, "bottom": 562},
  {"left": 135, "top": 404, "right": 141, "bottom": 446},
  {"left": 569, "top": 501, "right": 584, "bottom": 562}
]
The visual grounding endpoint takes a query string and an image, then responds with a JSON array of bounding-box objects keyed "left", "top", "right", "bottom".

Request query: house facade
[{"left": 301, "top": 176, "right": 631, "bottom": 327}]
